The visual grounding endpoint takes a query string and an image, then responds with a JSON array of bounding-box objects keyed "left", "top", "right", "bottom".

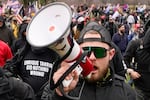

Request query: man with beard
[
  {"left": 42, "top": 22, "right": 136, "bottom": 100},
  {"left": 112, "top": 24, "right": 128, "bottom": 55},
  {"left": 104, "top": 16, "right": 118, "bottom": 38}
]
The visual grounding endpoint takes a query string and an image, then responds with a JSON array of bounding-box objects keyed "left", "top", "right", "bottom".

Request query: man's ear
[{"left": 109, "top": 48, "right": 115, "bottom": 60}]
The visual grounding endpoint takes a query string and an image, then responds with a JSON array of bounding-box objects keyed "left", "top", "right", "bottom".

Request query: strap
[
  {"left": 59, "top": 79, "right": 85, "bottom": 100},
  {"left": 114, "top": 74, "right": 125, "bottom": 81},
  {"left": 35, "top": 81, "right": 49, "bottom": 97}
]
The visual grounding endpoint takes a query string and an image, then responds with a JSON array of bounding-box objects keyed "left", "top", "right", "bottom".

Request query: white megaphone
[{"left": 26, "top": 2, "right": 94, "bottom": 87}]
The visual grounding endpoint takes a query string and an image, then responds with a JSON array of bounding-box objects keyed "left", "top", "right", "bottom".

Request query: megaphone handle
[
  {"left": 62, "top": 65, "right": 83, "bottom": 87},
  {"left": 59, "top": 79, "right": 85, "bottom": 100},
  {"left": 62, "top": 77, "right": 73, "bottom": 87},
  {"left": 50, "top": 51, "right": 88, "bottom": 90}
]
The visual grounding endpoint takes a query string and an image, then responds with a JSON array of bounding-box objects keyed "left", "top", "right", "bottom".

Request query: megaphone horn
[{"left": 26, "top": 2, "right": 94, "bottom": 87}]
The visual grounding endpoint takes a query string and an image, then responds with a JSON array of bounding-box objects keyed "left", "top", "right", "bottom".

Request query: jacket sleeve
[
  {"left": 124, "top": 40, "right": 139, "bottom": 68},
  {"left": 112, "top": 33, "right": 120, "bottom": 44},
  {"left": 41, "top": 83, "right": 71, "bottom": 100},
  {"left": 9, "top": 77, "right": 36, "bottom": 100}
]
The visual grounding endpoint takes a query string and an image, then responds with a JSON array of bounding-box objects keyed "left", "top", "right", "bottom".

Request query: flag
[
  {"left": 104, "top": 4, "right": 111, "bottom": 14},
  {"left": 16, "top": 4, "right": 25, "bottom": 24},
  {"left": 123, "top": 4, "right": 128, "bottom": 11},
  {"left": 6, "top": 0, "right": 21, "bottom": 14},
  {"left": 28, "top": 1, "right": 39, "bottom": 17}
]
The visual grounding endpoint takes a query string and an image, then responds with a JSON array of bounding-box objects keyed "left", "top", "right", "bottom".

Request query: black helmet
[{"left": 77, "top": 21, "right": 111, "bottom": 46}]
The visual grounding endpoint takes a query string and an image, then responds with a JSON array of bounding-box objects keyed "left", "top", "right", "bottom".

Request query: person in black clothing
[
  {"left": 124, "top": 27, "right": 150, "bottom": 100},
  {"left": 0, "top": 15, "right": 15, "bottom": 47},
  {"left": 5, "top": 42, "right": 60, "bottom": 100},
  {"left": 0, "top": 68, "right": 35, "bottom": 100},
  {"left": 11, "top": 23, "right": 28, "bottom": 54},
  {"left": 41, "top": 21, "right": 136, "bottom": 100},
  {"left": 104, "top": 16, "right": 118, "bottom": 38}
]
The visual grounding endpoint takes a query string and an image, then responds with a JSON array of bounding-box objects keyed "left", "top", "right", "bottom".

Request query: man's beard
[
  {"left": 109, "top": 22, "right": 113, "bottom": 24},
  {"left": 120, "top": 30, "right": 125, "bottom": 34}
]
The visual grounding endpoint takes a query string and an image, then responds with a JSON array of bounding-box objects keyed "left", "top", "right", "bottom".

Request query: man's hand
[
  {"left": 127, "top": 68, "right": 141, "bottom": 79},
  {"left": 130, "top": 71, "right": 141, "bottom": 79},
  {"left": 53, "top": 61, "right": 79, "bottom": 96}
]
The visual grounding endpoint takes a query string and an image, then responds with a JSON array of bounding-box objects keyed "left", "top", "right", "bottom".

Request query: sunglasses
[{"left": 82, "top": 47, "right": 110, "bottom": 58}]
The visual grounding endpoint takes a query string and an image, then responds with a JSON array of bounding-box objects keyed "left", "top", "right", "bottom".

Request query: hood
[{"left": 31, "top": 46, "right": 49, "bottom": 54}]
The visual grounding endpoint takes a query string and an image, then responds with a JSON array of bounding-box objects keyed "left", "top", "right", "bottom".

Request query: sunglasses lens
[
  {"left": 82, "top": 47, "right": 91, "bottom": 57},
  {"left": 94, "top": 47, "right": 107, "bottom": 58},
  {"left": 82, "top": 47, "right": 107, "bottom": 58}
]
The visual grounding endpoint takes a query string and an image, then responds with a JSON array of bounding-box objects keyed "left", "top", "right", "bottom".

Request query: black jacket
[
  {"left": 124, "top": 29, "right": 150, "bottom": 92},
  {"left": 12, "top": 44, "right": 60, "bottom": 100},
  {"left": 0, "top": 68, "right": 35, "bottom": 100},
  {"left": 16, "top": 46, "right": 59, "bottom": 94},
  {"left": 143, "top": 28, "right": 150, "bottom": 51},
  {"left": 104, "top": 22, "right": 117, "bottom": 38},
  {"left": 124, "top": 39, "right": 141, "bottom": 69},
  {"left": 5, "top": 43, "right": 60, "bottom": 100},
  {"left": 41, "top": 74, "right": 136, "bottom": 100}
]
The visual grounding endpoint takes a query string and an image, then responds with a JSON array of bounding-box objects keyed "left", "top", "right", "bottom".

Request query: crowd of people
[{"left": 0, "top": 1, "right": 150, "bottom": 100}]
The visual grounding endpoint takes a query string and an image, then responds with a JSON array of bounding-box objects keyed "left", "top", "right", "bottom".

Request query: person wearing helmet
[{"left": 42, "top": 21, "right": 136, "bottom": 100}]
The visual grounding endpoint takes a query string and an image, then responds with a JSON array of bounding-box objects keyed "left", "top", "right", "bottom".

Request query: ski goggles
[{"left": 82, "top": 47, "right": 110, "bottom": 58}]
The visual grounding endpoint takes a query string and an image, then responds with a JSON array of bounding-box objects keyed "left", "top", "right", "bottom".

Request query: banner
[
  {"left": 6, "top": 0, "right": 21, "bottom": 14},
  {"left": 16, "top": 4, "right": 24, "bottom": 24}
]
